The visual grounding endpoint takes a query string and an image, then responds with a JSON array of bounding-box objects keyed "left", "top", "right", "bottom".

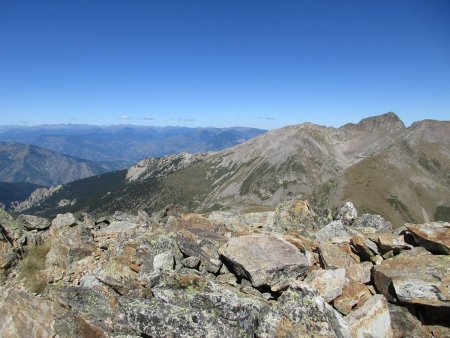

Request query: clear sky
[{"left": 0, "top": 0, "right": 449, "bottom": 129}]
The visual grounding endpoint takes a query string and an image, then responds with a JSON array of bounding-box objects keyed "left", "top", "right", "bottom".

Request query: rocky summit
[{"left": 1, "top": 201, "right": 449, "bottom": 337}]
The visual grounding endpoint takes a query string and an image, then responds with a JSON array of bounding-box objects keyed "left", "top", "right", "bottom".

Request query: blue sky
[{"left": 0, "top": 0, "right": 449, "bottom": 129}]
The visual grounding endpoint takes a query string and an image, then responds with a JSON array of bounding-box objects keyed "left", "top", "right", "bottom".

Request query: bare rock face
[
  {"left": 345, "top": 294, "right": 393, "bottom": 338},
  {"left": 304, "top": 268, "right": 346, "bottom": 302},
  {"left": 255, "top": 281, "right": 351, "bottom": 338},
  {"left": 405, "top": 222, "right": 450, "bottom": 255},
  {"left": 219, "top": 234, "right": 308, "bottom": 291},
  {"left": 373, "top": 250, "right": 450, "bottom": 307}
]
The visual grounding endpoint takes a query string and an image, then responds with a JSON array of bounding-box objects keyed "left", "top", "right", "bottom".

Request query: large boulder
[
  {"left": 255, "top": 281, "right": 351, "bottom": 337},
  {"left": 334, "top": 282, "right": 372, "bottom": 315},
  {"left": 373, "top": 250, "right": 450, "bottom": 307},
  {"left": 345, "top": 294, "right": 393, "bottom": 338},
  {"left": 219, "top": 234, "right": 308, "bottom": 291},
  {"left": 388, "top": 304, "right": 430, "bottom": 338},
  {"left": 319, "top": 242, "right": 358, "bottom": 269},
  {"left": 405, "top": 222, "right": 450, "bottom": 254}
]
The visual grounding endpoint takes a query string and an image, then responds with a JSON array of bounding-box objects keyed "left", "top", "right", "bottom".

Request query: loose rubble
[{"left": 0, "top": 201, "right": 448, "bottom": 337}]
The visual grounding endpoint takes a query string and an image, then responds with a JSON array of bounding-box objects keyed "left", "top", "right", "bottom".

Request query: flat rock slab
[
  {"left": 405, "top": 222, "right": 450, "bottom": 255},
  {"left": 219, "top": 234, "right": 308, "bottom": 291},
  {"left": 345, "top": 294, "right": 393, "bottom": 338},
  {"left": 373, "top": 251, "right": 450, "bottom": 307},
  {"left": 18, "top": 214, "right": 51, "bottom": 231}
]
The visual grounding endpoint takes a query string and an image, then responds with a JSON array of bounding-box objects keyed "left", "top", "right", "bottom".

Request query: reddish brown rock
[
  {"left": 334, "top": 282, "right": 372, "bottom": 315},
  {"left": 345, "top": 262, "right": 373, "bottom": 284},
  {"left": 405, "top": 222, "right": 450, "bottom": 255}
]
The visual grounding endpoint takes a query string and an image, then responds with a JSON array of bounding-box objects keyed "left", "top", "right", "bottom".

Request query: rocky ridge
[
  {"left": 1, "top": 201, "right": 449, "bottom": 337},
  {"left": 15, "top": 113, "right": 450, "bottom": 225}
]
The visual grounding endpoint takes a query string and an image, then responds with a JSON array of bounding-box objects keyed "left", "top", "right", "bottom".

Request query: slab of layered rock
[
  {"left": 373, "top": 251, "right": 450, "bottom": 307},
  {"left": 345, "top": 294, "right": 393, "bottom": 338},
  {"left": 405, "top": 222, "right": 450, "bottom": 254},
  {"left": 219, "top": 234, "right": 308, "bottom": 291}
]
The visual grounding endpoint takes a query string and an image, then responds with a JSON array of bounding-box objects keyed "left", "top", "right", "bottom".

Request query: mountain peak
[{"left": 341, "top": 112, "right": 405, "bottom": 133}]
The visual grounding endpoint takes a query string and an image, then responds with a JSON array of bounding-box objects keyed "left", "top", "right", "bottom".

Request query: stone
[
  {"left": 334, "top": 282, "right": 372, "bottom": 315},
  {"left": 405, "top": 222, "right": 450, "bottom": 254},
  {"left": 351, "top": 236, "right": 379, "bottom": 262},
  {"left": 51, "top": 213, "right": 77, "bottom": 230},
  {"left": 353, "top": 214, "right": 392, "bottom": 232},
  {"left": 373, "top": 250, "right": 450, "bottom": 307},
  {"left": 120, "top": 281, "right": 265, "bottom": 337},
  {"left": 0, "top": 290, "right": 57, "bottom": 337},
  {"left": 345, "top": 294, "right": 393, "bottom": 338},
  {"left": 274, "top": 199, "right": 317, "bottom": 229},
  {"left": 45, "top": 223, "right": 96, "bottom": 272},
  {"left": 17, "top": 214, "right": 51, "bottom": 231},
  {"left": 334, "top": 201, "right": 357, "bottom": 226},
  {"left": 388, "top": 304, "right": 430, "bottom": 338},
  {"left": 304, "top": 268, "right": 346, "bottom": 302},
  {"left": 181, "top": 256, "right": 200, "bottom": 269},
  {"left": 153, "top": 251, "right": 175, "bottom": 271},
  {"left": 219, "top": 234, "right": 308, "bottom": 291},
  {"left": 255, "top": 281, "right": 351, "bottom": 338},
  {"left": 319, "top": 242, "right": 358, "bottom": 269},
  {"left": 374, "top": 233, "right": 412, "bottom": 254},
  {"left": 345, "top": 261, "right": 373, "bottom": 284},
  {"left": 316, "top": 220, "right": 349, "bottom": 243},
  {"left": 96, "top": 220, "right": 138, "bottom": 234}
]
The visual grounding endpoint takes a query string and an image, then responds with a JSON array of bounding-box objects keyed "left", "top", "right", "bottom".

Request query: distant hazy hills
[
  {"left": 0, "top": 142, "right": 107, "bottom": 186},
  {"left": 0, "top": 125, "right": 266, "bottom": 167},
  {"left": 16, "top": 113, "right": 450, "bottom": 226}
]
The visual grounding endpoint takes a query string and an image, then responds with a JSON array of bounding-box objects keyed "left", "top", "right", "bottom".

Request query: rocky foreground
[{"left": 0, "top": 201, "right": 449, "bottom": 337}]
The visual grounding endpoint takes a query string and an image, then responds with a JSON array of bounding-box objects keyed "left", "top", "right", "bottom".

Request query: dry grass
[{"left": 18, "top": 240, "right": 52, "bottom": 294}]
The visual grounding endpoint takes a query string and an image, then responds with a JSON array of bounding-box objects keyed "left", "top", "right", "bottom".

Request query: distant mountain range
[
  {"left": 16, "top": 113, "right": 450, "bottom": 226},
  {"left": 0, "top": 125, "right": 266, "bottom": 167},
  {"left": 0, "top": 142, "right": 107, "bottom": 186}
]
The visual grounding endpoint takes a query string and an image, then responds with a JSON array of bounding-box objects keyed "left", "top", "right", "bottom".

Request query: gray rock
[
  {"left": 120, "top": 281, "right": 266, "bottom": 337},
  {"left": 181, "top": 256, "right": 200, "bottom": 269},
  {"left": 304, "top": 268, "right": 346, "bottom": 302},
  {"left": 373, "top": 250, "right": 450, "bottom": 307},
  {"left": 334, "top": 201, "right": 357, "bottom": 226},
  {"left": 345, "top": 262, "right": 373, "bottom": 284},
  {"left": 353, "top": 214, "right": 392, "bottom": 232},
  {"left": 153, "top": 251, "right": 175, "bottom": 271},
  {"left": 255, "top": 281, "right": 351, "bottom": 338},
  {"left": 51, "top": 213, "right": 77, "bottom": 230},
  {"left": 219, "top": 234, "right": 308, "bottom": 291},
  {"left": 316, "top": 220, "right": 349, "bottom": 243},
  {"left": 345, "top": 294, "right": 393, "bottom": 338},
  {"left": 18, "top": 214, "right": 51, "bottom": 231}
]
